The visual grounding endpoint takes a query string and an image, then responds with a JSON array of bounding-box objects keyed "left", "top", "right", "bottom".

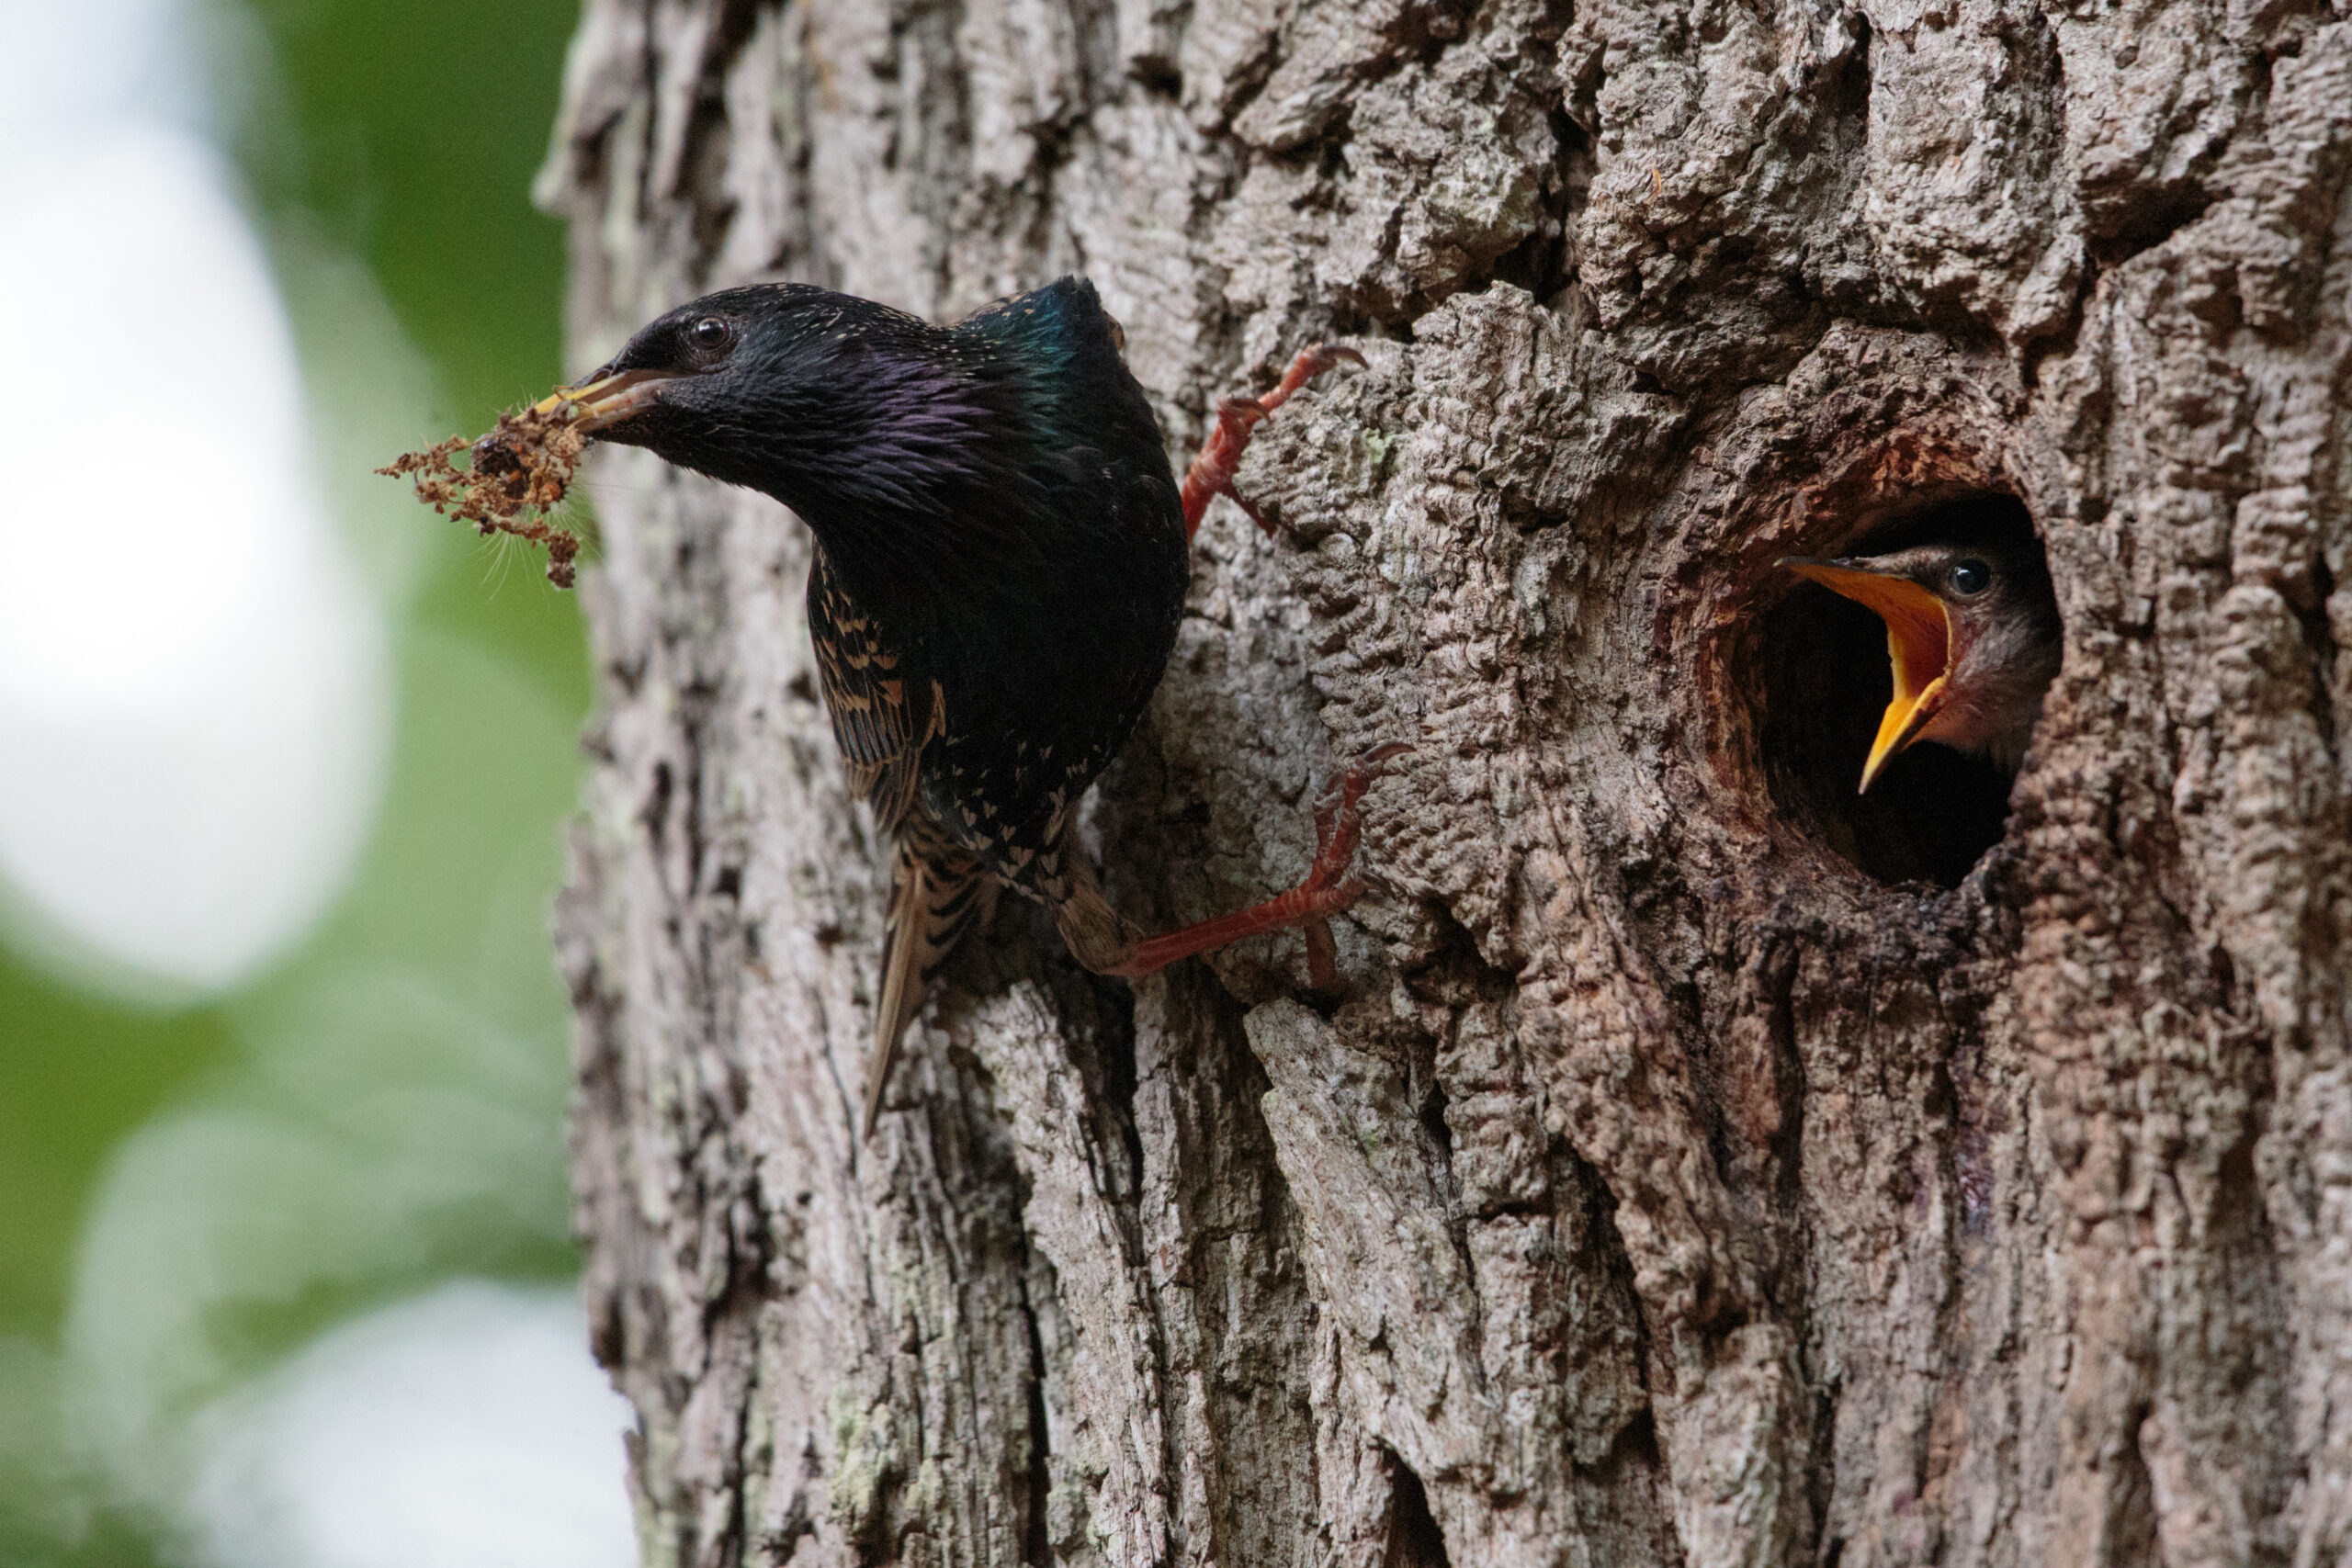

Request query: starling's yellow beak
[
  {"left": 532, "top": 368, "right": 676, "bottom": 434},
  {"left": 1781, "top": 558, "right": 1954, "bottom": 793}
]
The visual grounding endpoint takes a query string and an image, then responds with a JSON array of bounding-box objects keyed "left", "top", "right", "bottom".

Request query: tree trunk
[{"left": 538, "top": 0, "right": 2352, "bottom": 1562}]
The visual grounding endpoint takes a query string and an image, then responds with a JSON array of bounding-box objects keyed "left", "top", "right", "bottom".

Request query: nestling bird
[
  {"left": 537, "top": 277, "right": 1390, "bottom": 1134},
  {"left": 1781, "top": 515, "right": 2062, "bottom": 792}
]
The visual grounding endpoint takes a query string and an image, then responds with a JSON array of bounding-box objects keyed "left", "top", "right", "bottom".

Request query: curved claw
[
  {"left": 1099, "top": 741, "right": 1410, "bottom": 982},
  {"left": 1306, "top": 742, "right": 1415, "bottom": 894},
  {"left": 1298, "top": 742, "right": 1410, "bottom": 987},
  {"left": 1180, "top": 344, "right": 1366, "bottom": 539},
  {"left": 1261, "top": 344, "right": 1368, "bottom": 414}
]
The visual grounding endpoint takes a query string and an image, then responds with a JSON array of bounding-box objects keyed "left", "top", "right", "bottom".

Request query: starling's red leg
[
  {"left": 1103, "top": 743, "right": 1410, "bottom": 982},
  {"left": 1180, "top": 344, "right": 1366, "bottom": 539}
]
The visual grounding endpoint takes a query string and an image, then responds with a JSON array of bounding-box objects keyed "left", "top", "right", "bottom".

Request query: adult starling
[
  {"left": 1781, "top": 520, "right": 2062, "bottom": 791},
  {"left": 538, "top": 277, "right": 1387, "bottom": 1133}
]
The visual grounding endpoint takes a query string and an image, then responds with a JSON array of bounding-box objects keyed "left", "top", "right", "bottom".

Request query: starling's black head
[
  {"left": 553, "top": 285, "right": 1010, "bottom": 515},
  {"left": 541, "top": 279, "right": 1158, "bottom": 600}
]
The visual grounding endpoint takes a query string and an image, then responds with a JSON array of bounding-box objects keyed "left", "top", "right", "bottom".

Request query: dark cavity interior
[{"left": 1758, "top": 492, "right": 2050, "bottom": 889}]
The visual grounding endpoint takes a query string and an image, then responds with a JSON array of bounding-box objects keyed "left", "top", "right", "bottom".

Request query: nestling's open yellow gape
[{"left": 1781, "top": 530, "right": 2062, "bottom": 793}]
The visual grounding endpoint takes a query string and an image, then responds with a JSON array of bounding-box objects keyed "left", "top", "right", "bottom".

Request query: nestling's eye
[
  {"left": 1948, "top": 558, "right": 1992, "bottom": 596},
  {"left": 688, "top": 316, "right": 735, "bottom": 355}
]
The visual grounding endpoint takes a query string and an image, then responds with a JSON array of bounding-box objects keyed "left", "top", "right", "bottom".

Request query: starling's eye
[
  {"left": 688, "top": 316, "right": 735, "bottom": 355},
  {"left": 1948, "top": 558, "right": 1992, "bottom": 596}
]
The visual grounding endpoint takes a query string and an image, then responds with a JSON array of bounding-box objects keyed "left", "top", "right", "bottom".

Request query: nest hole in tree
[{"left": 1755, "top": 492, "right": 2052, "bottom": 889}]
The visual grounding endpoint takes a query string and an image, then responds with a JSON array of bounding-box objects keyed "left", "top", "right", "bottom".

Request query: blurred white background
[{"left": 0, "top": 2, "right": 627, "bottom": 1564}]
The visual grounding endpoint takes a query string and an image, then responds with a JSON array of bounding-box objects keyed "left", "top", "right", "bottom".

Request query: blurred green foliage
[
  {"left": 0, "top": 956, "right": 238, "bottom": 1338},
  {"left": 236, "top": 0, "right": 589, "bottom": 701},
  {"left": 0, "top": 0, "right": 592, "bottom": 1561}
]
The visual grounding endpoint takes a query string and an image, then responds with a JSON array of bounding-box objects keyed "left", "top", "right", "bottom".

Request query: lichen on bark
[{"left": 540, "top": 0, "right": 2352, "bottom": 1562}]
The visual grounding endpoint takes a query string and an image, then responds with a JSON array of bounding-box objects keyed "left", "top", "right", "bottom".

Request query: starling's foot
[
  {"left": 1180, "top": 344, "right": 1366, "bottom": 539},
  {"left": 1105, "top": 742, "right": 1411, "bottom": 983}
]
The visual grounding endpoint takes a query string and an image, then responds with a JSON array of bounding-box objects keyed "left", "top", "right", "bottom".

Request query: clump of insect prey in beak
[{"left": 378, "top": 400, "right": 588, "bottom": 588}]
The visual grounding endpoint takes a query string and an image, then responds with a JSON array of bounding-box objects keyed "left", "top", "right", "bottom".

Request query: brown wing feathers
[
  {"left": 863, "top": 815, "right": 995, "bottom": 1135},
  {"left": 810, "top": 566, "right": 937, "bottom": 834},
  {"left": 810, "top": 553, "right": 992, "bottom": 1134}
]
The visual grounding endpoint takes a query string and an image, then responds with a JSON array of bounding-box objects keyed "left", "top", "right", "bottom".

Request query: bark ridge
[{"left": 541, "top": 0, "right": 2352, "bottom": 1562}]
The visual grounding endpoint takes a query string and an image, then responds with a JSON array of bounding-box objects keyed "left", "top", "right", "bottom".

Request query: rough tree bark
[{"left": 538, "top": 0, "right": 2352, "bottom": 1562}]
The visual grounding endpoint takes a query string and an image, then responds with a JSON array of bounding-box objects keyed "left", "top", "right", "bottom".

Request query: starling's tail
[{"left": 865, "top": 815, "right": 996, "bottom": 1137}]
